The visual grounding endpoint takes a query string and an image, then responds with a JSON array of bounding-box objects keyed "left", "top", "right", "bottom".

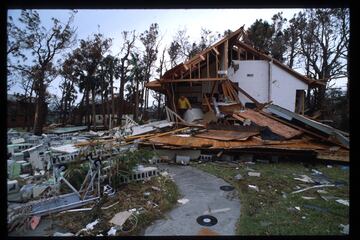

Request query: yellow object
[{"left": 178, "top": 97, "right": 192, "bottom": 109}]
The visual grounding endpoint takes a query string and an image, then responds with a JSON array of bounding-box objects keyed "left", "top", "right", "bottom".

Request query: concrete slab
[{"left": 144, "top": 164, "right": 240, "bottom": 236}]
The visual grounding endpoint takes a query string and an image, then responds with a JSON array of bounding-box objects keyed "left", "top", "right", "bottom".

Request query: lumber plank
[
  {"left": 161, "top": 77, "right": 227, "bottom": 83},
  {"left": 236, "top": 109, "right": 302, "bottom": 139},
  {"left": 204, "top": 95, "right": 214, "bottom": 112}
]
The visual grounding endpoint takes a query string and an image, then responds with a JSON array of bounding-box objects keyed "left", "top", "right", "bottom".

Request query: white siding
[
  {"left": 270, "top": 64, "right": 308, "bottom": 112},
  {"left": 228, "top": 60, "right": 269, "bottom": 104},
  {"left": 228, "top": 60, "right": 309, "bottom": 112}
]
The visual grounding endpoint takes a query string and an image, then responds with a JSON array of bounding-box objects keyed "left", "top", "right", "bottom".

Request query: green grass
[{"left": 193, "top": 160, "right": 349, "bottom": 235}]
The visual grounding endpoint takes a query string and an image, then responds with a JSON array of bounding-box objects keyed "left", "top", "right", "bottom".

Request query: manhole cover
[
  {"left": 196, "top": 215, "right": 218, "bottom": 226},
  {"left": 220, "top": 185, "right": 235, "bottom": 191}
]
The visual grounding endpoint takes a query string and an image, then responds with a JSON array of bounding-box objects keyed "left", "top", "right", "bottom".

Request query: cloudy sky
[{"left": 7, "top": 9, "right": 347, "bottom": 103}]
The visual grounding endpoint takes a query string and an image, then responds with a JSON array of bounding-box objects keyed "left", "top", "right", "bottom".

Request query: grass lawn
[{"left": 193, "top": 160, "right": 349, "bottom": 235}]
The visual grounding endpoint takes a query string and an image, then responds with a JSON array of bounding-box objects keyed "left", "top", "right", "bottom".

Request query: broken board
[
  {"left": 235, "top": 109, "right": 302, "bottom": 139},
  {"left": 195, "top": 130, "right": 258, "bottom": 141}
]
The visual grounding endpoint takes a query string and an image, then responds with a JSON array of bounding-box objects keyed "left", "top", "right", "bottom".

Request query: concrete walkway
[{"left": 144, "top": 164, "right": 241, "bottom": 236}]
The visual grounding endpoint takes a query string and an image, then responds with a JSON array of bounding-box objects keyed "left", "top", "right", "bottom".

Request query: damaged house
[{"left": 145, "top": 26, "right": 349, "bottom": 162}]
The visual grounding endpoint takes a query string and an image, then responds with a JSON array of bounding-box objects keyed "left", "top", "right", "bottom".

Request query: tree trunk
[
  {"left": 101, "top": 91, "right": 106, "bottom": 128},
  {"left": 106, "top": 90, "right": 111, "bottom": 129},
  {"left": 134, "top": 80, "right": 139, "bottom": 121},
  {"left": 157, "top": 93, "right": 161, "bottom": 119},
  {"left": 92, "top": 88, "right": 96, "bottom": 129},
  {"left": 33, "top": 81, "right": 45, "bottom": 135},
  {"left": 110, "top": 78, "right": 115, "bottom": 128},
  {"left": 117, "top": 75, "right": 125, "bottom": 125},
  {"left": 86, "top": 89, "right": 90, "bottom": 127}
]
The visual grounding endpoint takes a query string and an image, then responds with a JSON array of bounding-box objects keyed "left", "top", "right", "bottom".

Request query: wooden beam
[
  {"left": 224, "top": 40, "right": 229, "bottom": 69},
  {"left": 235, "top": 85, "right": 260, "bottom": 106},
  {"left": 207, "top": 53, "right": 210, "bottom": 78},
  {"left": 212, "top": 47, "right": 220, "bottom": 55},
  {"left": 183, "top": 64, "right": 189, "bottom": 71},
  {"left": 199, "top": 54, "right": 205, "bottom": 61},
  {"left": 232, "top": 113, "right": 245, "bottom": 122},
  {"left": 189, "top": 65, "right": 192, "bottom": 79},
  {"left": 215, "top": 55, "right": 219, "bottom": 78},
  {"left": 204, "top": 95, "right": 214, "bottom": 112},
  {"left": 198, "top": 62, "right": 201, "bottom": 78},
  {"left": 210, "top": 81, "right": 217, "bottom": 98},
  {"left": 161, "top": 77, "right": 227, "bottom": 83}
]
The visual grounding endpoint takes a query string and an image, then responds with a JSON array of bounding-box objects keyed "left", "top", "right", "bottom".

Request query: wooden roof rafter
[{"left": 161, "top": 26, "right": 245, "bottom": 80}]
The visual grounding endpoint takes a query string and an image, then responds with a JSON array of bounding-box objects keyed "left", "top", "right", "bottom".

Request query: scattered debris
[
  {"left": 234, "top": 174, "right": 243, "bottom": 180},
  {"left": 335, "top": 199, "right": 349, "bottom": 206},
  {"left": 302, "top": 196, "right": 316, "bottom": 200},
  {"left": 317, "top": 189, "right": 328, "bottom": 194},
  {"left": 339, "top": 224, "right": 349, "bottom": 234},
  {"left": 248, "top": 172, "right": 261, "bottom": 177},
  {"left": 107, "top": 226, "right": 117, "bottom": 236},
  {"left": 53, "top": 232, "right": 75, "bottom": 236},
  {"left": 248, "top": 185, "right": 259, "bottom": 192},
  {"left": 291, "top": 184, "right": 335, "bottom": 194},
  {"left": 177, "top": 198, "right": 189, "bottom": 205},
  {"left": 160, "top": 171, "right": 169, "bottom": 177},
  {"left": 110, "top": 211, "right": 132, "bottom": 228},
  {"left": 294, "top": 175, "right": 314, "bottom": 183},
  {"left": 175, "top": 155, "right": 190, "bottom": 165},
  {"left": 320, "top": 195, "right": 338, "bottom": 201},
  {"left": 151, "top": 186, "right": 161, "bottom": 191},
  {"left": 327, "top": 165, "right": 333, "bottom": 168},
  {"left": 29, "top": 215, "right": 41, "bottom": 230},
  {"left": 311, "top": 169, "right": 322, "bottom": 175},
  {"left": 86, "top": 219, "right": 99, "bottom": 231},
  {"left": 295, "top": 206, "right": 301, "bottom": 211},
  {"left": 203, "top": 208, "right": 231, "bottom": 215}
]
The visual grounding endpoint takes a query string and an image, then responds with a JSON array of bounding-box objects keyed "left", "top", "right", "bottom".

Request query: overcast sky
[{"left": 7, "top": 9, "right": 347, "bottom": 104}]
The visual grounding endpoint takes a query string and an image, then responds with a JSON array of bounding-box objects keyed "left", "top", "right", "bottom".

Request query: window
[
  {"left": 98, "top": 116, "right": 102, "bottom": 120},
  {"left": 247, "top": 73, "right": 254, "bottom": 77}
]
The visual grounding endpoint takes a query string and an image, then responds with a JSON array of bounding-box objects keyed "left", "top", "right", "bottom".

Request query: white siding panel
[
  {"left": 270, "top": 64, "right": 308, "bottom": 112},
  {"left": 229, "top": 60, "right": 269, "bottom": 104}
]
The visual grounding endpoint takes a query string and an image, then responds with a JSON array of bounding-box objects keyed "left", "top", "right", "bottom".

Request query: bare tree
[
  {"left": 8, "top": 10, "right": 77, "bottom": 135},
  {"left": 117, "top": 31, "right": 136, "bottom": 125}
]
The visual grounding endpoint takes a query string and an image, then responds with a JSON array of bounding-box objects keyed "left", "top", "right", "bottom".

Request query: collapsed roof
[{"left": 146, "top": 26, "right": 324, "bottom": 94}]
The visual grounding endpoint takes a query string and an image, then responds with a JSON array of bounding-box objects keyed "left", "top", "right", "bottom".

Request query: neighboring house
[
  {"left": 7, "top": 94, "right": 36, "bottom": 128},
  {"left": 146, "top": 26, "right": 323, "bottom": 114}
]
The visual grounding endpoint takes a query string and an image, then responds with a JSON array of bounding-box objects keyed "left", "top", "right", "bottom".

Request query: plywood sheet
[
  {"left": 195, "top": 130, "right": 258, "bottom": 141},
  {"left": 236, "top": 109, "right": 302, "bottom": 139}
]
